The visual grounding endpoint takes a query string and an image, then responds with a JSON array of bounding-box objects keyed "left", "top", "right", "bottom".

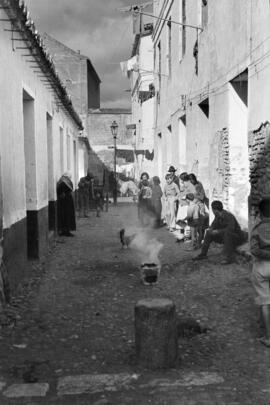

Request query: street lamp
[{"left": 110, "top": 120, "right": 118, "bottom": 204}]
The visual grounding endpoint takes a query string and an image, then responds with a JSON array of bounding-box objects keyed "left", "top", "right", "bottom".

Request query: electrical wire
[
  {"left": 187, "top": 33, "right": 270, "bottom": 100},
  {"left": 150, "top": 34, "right": 270, "bottom": 109},
  {"left": 122, "top": 7, "right": 270, "bottom": 113}
]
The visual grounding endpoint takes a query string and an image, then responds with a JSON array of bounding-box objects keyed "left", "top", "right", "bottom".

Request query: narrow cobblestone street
[{"left": 0, "top": 202, "right": 270, "bottom": 404}]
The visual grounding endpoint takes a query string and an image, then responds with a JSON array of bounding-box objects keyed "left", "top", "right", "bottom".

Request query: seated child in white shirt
[{"left": 184, "top": 193, "right": 203, "bottom": 249}]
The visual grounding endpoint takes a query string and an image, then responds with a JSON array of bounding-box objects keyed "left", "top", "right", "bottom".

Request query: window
[
  {"left": 178, "top": 115, "right": 187, "bottom": 165},
  {"left": 73, "top": 140, "right": 77, "bottom": 184},
  {"left": 198, "top": 98, "right": 209, "bottom": 118},
  {"left": 66, "top": 131, "right": 71, "bottom": 170},
  {"left": 230, "top": 70, "right": 248, "bottom": 107},
  {"left": 166, "top": 18, "right": 172, "bottom": 76},
  {"left": 158, "top": 41, "right": 161, "bottom": 91},
  {"left": 201, "top": 0, "right": 208, "bottom": 28},
  {"left": 59, "top": 127, "right": 64, "bottom": 173},
  {"left": 193, "top": 39, "right": 198, "bottom": 75},
  {"left": 181, "top": 0, "right": 186, "bottom": 58}
]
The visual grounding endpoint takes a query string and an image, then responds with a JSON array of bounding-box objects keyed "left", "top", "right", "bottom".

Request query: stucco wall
[
  {"left": 151, "top": 0, "right": 265, "bottom": 228},
  {"left": 43, "top": 34, "right": 88, "bottom": 116},
  {"left": 153, "top": 0, "right": 210, "bottom": 179},
  {"left": 87, "top": 110, "right": 132, "bottom": 176},
  {"left": 130, "top": 33, "right": 155, "bottom": 179},
  {"left": 0, "top": 18, "right": 80, "bottom": 230},
  {"left": 87, "top": 111, "right": 131, "bottom": 146},
  {"left": 43, "top": 34, "right": 101, "bottom": 117}
]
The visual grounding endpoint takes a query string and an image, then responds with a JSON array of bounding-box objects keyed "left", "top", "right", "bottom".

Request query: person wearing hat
[
  {"left": 138, "top": 172, "right": 153, "bottom": 226},
  {"left": 167, "top": 166, "right": 180, "bottom": 221},
  {"left": 168, "top": 166, "right": 180, "bottom": 188}
]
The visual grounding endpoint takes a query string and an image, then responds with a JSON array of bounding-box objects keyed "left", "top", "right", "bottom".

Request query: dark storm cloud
[{"left": 26, "top": 0, "right": 151, "bottom": 108}]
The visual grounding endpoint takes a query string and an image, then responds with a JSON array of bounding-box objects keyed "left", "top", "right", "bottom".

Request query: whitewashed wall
[
  {"left": 0, "top": 13, "right": 80, "bottom": 230},
  {"left": 152, "top": 0, "right": 270, "bottom": 228}
]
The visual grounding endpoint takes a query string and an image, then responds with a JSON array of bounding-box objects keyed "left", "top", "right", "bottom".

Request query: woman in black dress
[{"left": 57, "top": 172, "right": 76, "bottom": 236}]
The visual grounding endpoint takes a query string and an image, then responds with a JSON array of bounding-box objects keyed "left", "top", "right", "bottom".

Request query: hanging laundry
[
  {"left": 120, "top": 60, "right": 128, "bottom": 78},
  {"left": 127, "top": 55, "right": 139, "bottom": 72}
]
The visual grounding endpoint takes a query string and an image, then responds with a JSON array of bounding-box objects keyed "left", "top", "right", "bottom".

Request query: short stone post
[{"left": 135, "top": 298, "right": 178, "bottom": 369}]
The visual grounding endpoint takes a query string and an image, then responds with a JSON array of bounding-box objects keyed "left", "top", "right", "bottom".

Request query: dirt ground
[{"left": 0, "top": 201, "right": 270, "bottom": 405}]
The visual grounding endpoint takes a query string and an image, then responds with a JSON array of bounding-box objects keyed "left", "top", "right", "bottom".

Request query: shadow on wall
[
  {"left": 248, "top": 121, "right": 270, "bottom": 231},
  {"left": 87, "top": 147, "right": 113, "bottom": 194}
]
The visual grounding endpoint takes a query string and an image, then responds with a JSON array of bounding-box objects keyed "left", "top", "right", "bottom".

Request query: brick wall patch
[
  {"left": 249, "top": 121, "right": 270, "bottom": 222},
  {"left": 210, "top": 128, "right": 230, "bottom": 208}
]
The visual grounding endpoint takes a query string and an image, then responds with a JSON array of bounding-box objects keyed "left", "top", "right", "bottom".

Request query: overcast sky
[{"left": 26, "top": 0, "right": 152, "bottom": 108}]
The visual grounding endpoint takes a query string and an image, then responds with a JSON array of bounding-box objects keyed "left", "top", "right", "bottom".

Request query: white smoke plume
[{"left": 128, "top": 229, "right": 163, "bottom": 265}]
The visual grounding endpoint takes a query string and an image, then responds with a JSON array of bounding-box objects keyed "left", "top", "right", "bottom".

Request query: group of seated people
[
  {"left": 163, "top": 166, "right": 249, "bottom": 264},
  {"left": 137, "top": 167, "right": 209, "bottom": 245},
  {"left": 137, "top": 166, "right": 248, "bottom": 265}
]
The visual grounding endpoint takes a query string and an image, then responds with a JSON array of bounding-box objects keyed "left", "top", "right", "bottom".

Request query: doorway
[
  {"left": 23, "top": 90, "right": 38, "bottom": 258},
  {"left": 47, "top": 113, "right": 56, "bottom": 231}
]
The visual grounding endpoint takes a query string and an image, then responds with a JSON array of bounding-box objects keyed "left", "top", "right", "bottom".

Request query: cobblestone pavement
[{"left": 0, "top": 202, "right": 270, "bottom": 404}]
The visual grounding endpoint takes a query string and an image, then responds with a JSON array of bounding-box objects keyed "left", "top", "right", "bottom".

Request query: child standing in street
[
  {"left": 164, "top": 173, "right": 180, "bottom": 232},
  {"left": 250, "top": 198, "right": 270, "bottom": 347},
  {"left": 185, "top": 193, "right": 203, "bottom": 249}
]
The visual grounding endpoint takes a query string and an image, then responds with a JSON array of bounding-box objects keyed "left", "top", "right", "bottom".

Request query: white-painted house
[
  {"left": 152, "top": 0, "right": 270, "bottom": 229},
  {"left": 129, "top": 24, "right": 155, "bottom": 179},
  {"left": 0, "top": 0, "right": 83, "bottom": 298}
]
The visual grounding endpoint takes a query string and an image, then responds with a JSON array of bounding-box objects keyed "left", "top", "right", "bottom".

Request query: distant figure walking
[
  {"left": 78, "top": 172, "right": 93, "bottom": 217},
  {"left": 57, "top": 172, "right": 76, "bottom": 237},
  {"left": 93, "top": 177, "right": 104, "bottom": 218},
  {"left": 151, "top": 176, "right": 163, "bottom": 228}
]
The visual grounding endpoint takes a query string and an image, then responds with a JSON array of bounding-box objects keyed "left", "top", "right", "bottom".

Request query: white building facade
[
  {"left": 153, "top": 0, "right": 270, "bottom": 229},
  {"left": 0, "top": 0, "right": 83, "bottom": 298},
  {"left": 129, "top": 24, "right": 155, "bottom": 179}
]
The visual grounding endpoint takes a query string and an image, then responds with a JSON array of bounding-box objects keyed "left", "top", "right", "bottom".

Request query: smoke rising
[{"left": 128, "top": 229, "right": 163, "bottom": 265}]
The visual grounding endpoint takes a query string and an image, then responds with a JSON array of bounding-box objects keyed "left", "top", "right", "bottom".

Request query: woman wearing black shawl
[{"left": 57, "top": 172, "right": 76, "bottom": 236}]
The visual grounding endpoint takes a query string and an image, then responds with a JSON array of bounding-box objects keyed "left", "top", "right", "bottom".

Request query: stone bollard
[{"left": 135, "top": 298, "right": 178, "bottom": 369}]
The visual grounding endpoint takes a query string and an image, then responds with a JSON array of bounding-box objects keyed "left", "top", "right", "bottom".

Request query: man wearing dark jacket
[{"left": 193, "top": 200, "right": 246, "bottom": 264}]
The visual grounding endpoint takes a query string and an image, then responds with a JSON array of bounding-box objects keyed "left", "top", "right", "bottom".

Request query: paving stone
[
  {"left": 92, "top": 399, "right": 111, "bottom": 405},
  {"left": 3, "top": 383, "right": 49, "bottom": 398},
  {"left": 0, "top": 204, "right": 267, "bottom": 404},
  {"left": 57, "top": 373, "right": 138, "bottom": 396},
  {"left": 139, "top": 372, "right": 224, "bottom": 389}
]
